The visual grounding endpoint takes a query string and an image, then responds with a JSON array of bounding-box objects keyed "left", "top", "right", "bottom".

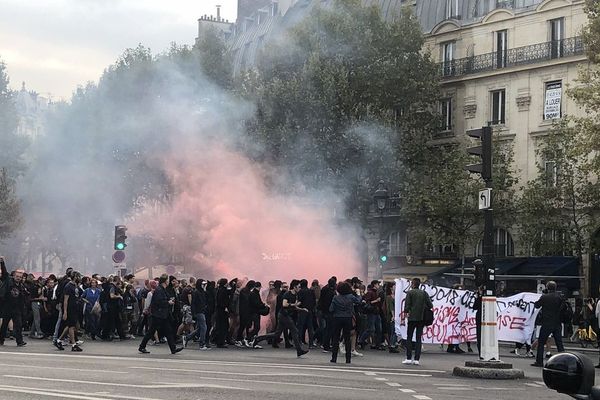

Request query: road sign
[
  {"left": 112, "top": 250, "right": 126, "bottom": 264},
  {"left": 478, "top": 188, "right": 492, "bottom": 210}
]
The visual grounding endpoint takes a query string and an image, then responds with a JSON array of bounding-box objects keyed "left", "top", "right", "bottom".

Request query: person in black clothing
[
  {"left": 236, "top": 280, "right": 254, "bottom": 346},
  {"left": 297, "top": 279, "right": 316, "bottom": 347},
  {"left": 215, "top": 278, "right": 230, "bottom": 348},
  {"left": 532, "top": 281, "right": 565, "bottom": 367},
  {"left": 184, "top": 279, "right": 209, "bottom": 349},
  {"left": 138, "top": 275, "right": 182, "bottom": 354},
  {"left": 274, "top": 282, "right": 291, "bottom": 347},
  {"left": 0, "top": 259, "right": 27, "bottom": 347},
  {"left": 472, "top": 286, "right": 483, "bottom": 356},
  {"left": 205, "top": 281, "right": 216, "bottom": 345},
  {"left": 318, "top": 277, "right": 337, "bottom": 351},
  {"left": 329, "top": 282, "right": 361, "bottom": 363},
  {"left": 104, "top": 276, "right": 126, "bottom": 340},
  {"left": 247, "top": 281, "right": 268, "bottom": 347},
  {"left": 252, "top": 280, "right": 309, "bottom": 357},
  {"left": 60, "top": 272, "right": 83, "bottom": 351}
]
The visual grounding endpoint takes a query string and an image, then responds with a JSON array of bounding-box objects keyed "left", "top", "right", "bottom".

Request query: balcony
[{"left": 440, "top": 36, "right": 585, "bottom": 79}]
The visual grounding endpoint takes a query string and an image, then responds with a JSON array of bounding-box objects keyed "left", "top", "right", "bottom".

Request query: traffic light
[
  {"left": 378, "top": 239, "right": 389, "bottom": 264},
  {"left": 114, "top": 225, "right": 127, "bottom": 250},
  {"left": 473, "top": 259, "right": 486, "bottom": 287},
  {"left": 466, "top": 126, "right": 492, "bottom": 181}
]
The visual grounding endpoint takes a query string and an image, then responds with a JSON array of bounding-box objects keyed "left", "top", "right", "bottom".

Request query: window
[
  {"left": 495, "top": 30, "right": 507, "bottom": 68},
  {"left": 445, "top": 0, "right": 458, "bottom": 19},
  {"left": 476, "top": 228, "right": 515, "bottom": 257},
  {"left": 441, "top": 41, "right": 455, "bottom": 77},
  {"left": 440, "top": 98, "right": 452, "bottom": 131},
  {"left": 544, "top": 81, "right": 562, "bottom": 120},
  {"left": 271, "top": 1, "right": 279, "bottom": 16},
  {"left": 549, "top": 18, "right": 564, "bottom": 59},
  {"left": 545, "top": 161, "right": 558, "bottom": 187},
  {"left": 533, "top": 229, "right": 570, "bottom": 256},
  {"left": 490, "top": 89, "right": 506, "bottom": 125},
  {"left": 388, "top": 232, "right": 404, "bottom": 256}
]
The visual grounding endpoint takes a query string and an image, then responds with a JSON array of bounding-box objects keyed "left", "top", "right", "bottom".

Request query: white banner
[
  {"left": 394, "top": 279, "right": 540, "bottom": 344},
  {"left": 544, "top": 82, "right": 562, "bottom": 120}
]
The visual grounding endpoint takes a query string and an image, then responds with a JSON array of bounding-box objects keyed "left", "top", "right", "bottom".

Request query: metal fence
[{"left": 440, "top": 36, "right": 585, "bottom": 79}]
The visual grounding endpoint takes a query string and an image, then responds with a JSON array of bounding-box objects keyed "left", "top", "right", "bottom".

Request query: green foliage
[
  {"left": 0, "top": 168, "right": 21, "bottom": 240},
  {"left": 194, "top": 26, "right": 233, "bottom": 88}
]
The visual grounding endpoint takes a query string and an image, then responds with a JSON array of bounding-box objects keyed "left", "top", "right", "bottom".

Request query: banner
[
  {"left": 394, "top": 279, "right": 540, "bottom": 344},
  {"left": 544, "top": 82, "right": 562, "bottom": 120}
]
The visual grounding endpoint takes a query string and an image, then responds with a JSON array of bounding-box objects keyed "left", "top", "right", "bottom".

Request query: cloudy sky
[{"left": 0, "top": 0, "right": 237, "bottom": 100}]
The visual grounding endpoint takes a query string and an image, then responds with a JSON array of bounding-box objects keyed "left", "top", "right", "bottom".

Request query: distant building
[{"left": 14, "top": 82, "right": 50, "bottom": 140}]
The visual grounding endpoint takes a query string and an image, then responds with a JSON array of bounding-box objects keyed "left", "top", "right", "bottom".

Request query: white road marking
[
  {"left": 399, "top": 388, "right": 416, "bottom": 393},
  {"left": 0, "top": 362, "right": 128, "bottom": 374},
  {"left": 6, "top": 373, "right": 377, "bottom": 393},
  {"left": 0, "top": 385, "right": 107, "bottom": 400},
  {"left": 385, "top": 382, "right": 402, "bottom": 387},
  {"left": 129, "top": 366, "right": 314, "bottom": 377},
  {"left": 413, "top": 396, "right": 432, "bottom": 400},
  {"left": 0, "top": 385, "right": 169, "bottom": 400},
  {"left": 3, "top": 375, "right": 248, "bottom": 390},
  {"left": 525, "top": 383, "right": 542, "bottom": 388},
  {"left": 433, "top": 383, "right": 468, "bottom": 386},
  {"left": 437, "top": 387, "right": 473, "bottom": 390},
  {"left": 374, "top": 377, "right": 388, "bottom": 381},
  {"left": 535, "top": 381, "right": 545, "bottom": 385},
  {"left": 0, "top": 351, "right": 445, "bottom": 375},
  {"left": 364, "top": 372, "right": 377, "bottom": 376}
]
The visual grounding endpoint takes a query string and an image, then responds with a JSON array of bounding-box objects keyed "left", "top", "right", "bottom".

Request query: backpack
[{"left": 560, "top": 299, "right": 573, "bottom": 324}]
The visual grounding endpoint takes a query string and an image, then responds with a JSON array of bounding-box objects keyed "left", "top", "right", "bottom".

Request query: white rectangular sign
[
  {"left": 544, "top": 82, "right": 562, "bottom": 120},
  {"left": 394, "top": 279, "right": 541, "bottom": 344},
  {"left": 478, "top": 188, "right": 492, "bottom": 210}
]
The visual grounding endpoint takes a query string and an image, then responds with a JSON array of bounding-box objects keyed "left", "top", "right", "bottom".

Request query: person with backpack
[
  {"left": 402, "top": 278, "right": 433, "bottom": 365},
  {"left": 531, "top": 281, "right": 565, "bottom": 367}
]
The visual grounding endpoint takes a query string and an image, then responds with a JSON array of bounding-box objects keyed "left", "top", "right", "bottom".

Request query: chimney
[{"left": 216, "top": 5, "right": 221, "bottom": 22}]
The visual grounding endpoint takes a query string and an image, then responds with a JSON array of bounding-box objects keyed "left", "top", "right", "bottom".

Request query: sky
[{"left": 0, "top": 0, "right": 237, "bottom": 101}]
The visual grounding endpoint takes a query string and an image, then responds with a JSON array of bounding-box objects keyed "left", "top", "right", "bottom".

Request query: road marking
[
  {"left": 385, "top": 382, "right": 402, "bottom": 387},
  {"left": 438, "top": 387, "right": 473, "bottom": 390},
  {"left": 0, "top": 385, "right": 107, "bottom": 400},
  {"left": 5, "top": 372, "right": 378, "bottom": 393},
  {"left": 413, "top": 396, "right": 432, "bottom": 400},
  {"left": 375, "top": 377, "right": 388, "bottom": 381},
  {"left": 433, "top": 383, "right": 468, "bottom": 386},
  {"left": 525, "top": 383, "right": 542, "bottom": 388},
  {"left": 364, "top": 372, "right": 377, "bottom": 376},
  {"left": 0, "top": 362, "right": 128, "bottom": 374},
  {"left": 128, "top": 366, "right": 314, "bottom": 377},
  {"left": 3, "top": 375, "right": 248, "bottom": 390},
  {"left": 535, "top": 381, "right": 545, "bottom": 385},
  {"left": 399, "top": 388, "right": 416, "bottom": 393},
  {"left": 0, "top": 385, "right": 169, "bottom": 400},
  {"left": 0, "top": 351, "right": 445, "bottom": 375}
]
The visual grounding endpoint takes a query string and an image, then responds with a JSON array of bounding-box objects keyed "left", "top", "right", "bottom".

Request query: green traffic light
[
  {"left": 116, "top": 243, "right": 125, "bottom": 250},
  {"left": 380, "top": 255, "right": 387, "bottom": 263}
]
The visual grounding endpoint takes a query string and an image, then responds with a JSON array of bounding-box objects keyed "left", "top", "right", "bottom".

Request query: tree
[{"left": 0, "top": 168, "right": 21, "bottom": 240}]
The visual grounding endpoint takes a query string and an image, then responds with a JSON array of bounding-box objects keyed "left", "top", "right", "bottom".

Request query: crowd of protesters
[{"left": 0, "top": 257, "right": 412, "bottom": 363}]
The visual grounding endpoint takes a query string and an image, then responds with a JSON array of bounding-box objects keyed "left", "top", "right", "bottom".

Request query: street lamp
[{"left": 374, "top": 180, "right": 389, "bottom": 211}]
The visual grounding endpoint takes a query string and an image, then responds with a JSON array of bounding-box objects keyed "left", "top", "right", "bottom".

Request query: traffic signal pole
[{"left": 466, "top": 126, "right": 498, "bottom": 361}]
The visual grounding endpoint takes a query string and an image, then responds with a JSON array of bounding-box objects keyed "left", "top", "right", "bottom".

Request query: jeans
[
  {"left": 406, "top": 321, "right": 425, "bottom": 361},
  {"left": 53, "top": 304, "right": 63, "bottom": 341},
  {"left": 30, "top": 302, "right": 42, "bottom": 337},
  {"left": 536, "top": 324, "right": 565, "bottom": 365},
  {"left": 185, "top": 313, "right": 207, "bottom": 346},
  {"left": 85, "top": 311, "right": 99, "bottom": 337},
  {"left": 297, "top": 310, "right": 315, "bottom": 345},
  {"left": 388, "top": 320, "right": 398, "bottom": 347},
  {"left": 331, "top": 317, "right": 352, "bottom": 363},
  {"left": 0, "top": 311, "right": 23, "bottom": 344},
  {"left": 359, "top": 313, "right": 382, "bottom": 346}
]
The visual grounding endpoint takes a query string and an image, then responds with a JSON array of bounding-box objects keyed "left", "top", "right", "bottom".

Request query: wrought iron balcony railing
[{"left": 440, "top": 36, "right": 585, "bottom": 79}]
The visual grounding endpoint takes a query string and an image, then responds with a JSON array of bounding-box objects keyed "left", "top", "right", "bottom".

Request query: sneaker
[
  {"left": 253, "top": 344, "right": 263, "bottom": 349},
  {"left": 171, "top": 347, "right": 184, "bottom": 354},
  {"left": 139, "top": 347, "right": 150, "bottom": 354},
  {"left": 75, "top": 340, "right": 84, "bottom": 346},
  {"left": 152, "top": 340, "right": 160, "bottom": 346},
  {"left": 71, "top": 345, "right": 83, "bottom": 352},
  {"left": 199, "top": 345, "right": 211, "bottom": 351},
  {"left": 53, "top": 341, "right": 64, "bottom": 351},
  {"left": 402, "top": 359, "right": 413, "bottom": 365},
  {"left": 526, "top": 350, "right": 535, "bottom": 358},
  {"left": 17, "top": 342, "right": 27, "bottom": 347},
  {"left": 297, "top": 349, "right": 309, "bottom": 357},
  {"left": 413, "top": 360, "right": 420, "bottom": 365},
  {"left": 244, "top": 339, "right": 251, "bottom": 348},
  {"left": 351, "top": 350, "right": 363, "bottom": 357},
  {"left": 182, "top": 336, "right": 188, "bottom": 348},
  {"left": 234, "top": 341, "right": 244, "bottom": 348},
  {"left": 545, "top": 352, "right": 552, "bottom": 359},
  {"left": 510, "top": 349, "right": 521, "bottom": 356}
]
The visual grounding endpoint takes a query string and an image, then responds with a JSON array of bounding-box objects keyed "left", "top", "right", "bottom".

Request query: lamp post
[{"left": 374, "top": 180, "right": 389, "bottom": 279}]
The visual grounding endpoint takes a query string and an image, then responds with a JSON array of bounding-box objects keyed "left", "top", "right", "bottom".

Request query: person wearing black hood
[
  {"left": 248, "top": 281, "right": 268, "bottom": 348},
  {"left": 215, "top": 278, "right": 230, "bottom": 348},
  {"left": 236, "top": 280, "right": 254, "bottom": 347},
  {"left": 297, "top": 279, "right": 316, "bottom": 347},
  {"left": 318, "top": 277, "right": 337, "bottom": 351}
]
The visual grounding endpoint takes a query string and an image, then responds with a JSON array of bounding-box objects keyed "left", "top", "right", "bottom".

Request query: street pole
[{"left": 480, "top": 126, "right": 499, "bottom": 362}]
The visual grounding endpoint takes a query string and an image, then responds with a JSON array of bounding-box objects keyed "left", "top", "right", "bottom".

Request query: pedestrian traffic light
[
  {"left": 473, "top": 259, "right": 486, "bottom": 287},
  {"left": 378, "top": 239, "right": 389, "bottom": 264},
  {"left": 114, "top": 225, "right": 127, "bottom": 250},
  {"left": 466, "top": 127, "right": 492, "bottom": 182}
]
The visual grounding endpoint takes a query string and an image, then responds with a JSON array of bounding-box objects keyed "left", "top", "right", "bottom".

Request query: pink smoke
[{"left": 130, "top": 140, "right": 363, "bottom": 284}]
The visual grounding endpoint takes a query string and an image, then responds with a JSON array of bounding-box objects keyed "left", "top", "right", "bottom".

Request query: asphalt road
[{"left": 0, "top": 339, "right": 597, "bottom": 400}]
